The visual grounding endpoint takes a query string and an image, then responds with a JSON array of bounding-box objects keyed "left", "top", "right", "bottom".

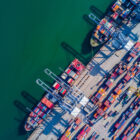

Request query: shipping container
[
  {"left": 76, "top": 124, "right": 91, "bottom": 140},
  {"left": 41, "top": 97, "right": 54, "bottom": 109}
]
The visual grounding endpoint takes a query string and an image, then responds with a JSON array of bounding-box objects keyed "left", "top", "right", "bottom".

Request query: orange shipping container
[
  {"left": 112, "top": 94, "right": 117, "bottom": 99},
  {"left": 117, "top": 89, "right": 122, "bottom": 95},
  {"left": 60, "top": 135, "right": 69, "bottom": 140},
  {"left": 103, "top": 106, "right": 108, "bottom": 111},
  {"left": 75, "top": 118, "right": 81, "bottom": 125},
  {"left": 41, "top": 97, "right": 54, "bottom": 109},
  {"left": 113, "top": 5, "right": 119, "bottom": 12},
  {"left": 97, "top": 25, "right": 100, "bottom": 30}
]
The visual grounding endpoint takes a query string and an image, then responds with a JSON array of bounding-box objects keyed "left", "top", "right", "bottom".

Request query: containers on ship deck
[
  {"left": 93, "top": 17, "right": 115, "bottom": 43},
  {"left": 111, "top": 0, "right": 135, "bottom": 19},
  {"left": 41, "top": 97, "right": 54, "bottom": 109},
  {"left": 53, "top": 82, "right": 67, "bottom": 96},
  {"left": 25, "top": 93, "right": 56, "bottom": 130},
  {"left": 53, "top": 59, "right": 85, "bottom": 96}
]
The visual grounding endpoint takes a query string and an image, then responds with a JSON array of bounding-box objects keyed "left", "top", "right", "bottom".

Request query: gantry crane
[{"left": 36, "top": 79, "right": 75, "bottom": 112}]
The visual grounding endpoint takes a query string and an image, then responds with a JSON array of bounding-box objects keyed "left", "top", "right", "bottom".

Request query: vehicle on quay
[
  {"left": 76, "top": 124, "right": 91, "bottom": 140},
  {"left": 89, "top": 131, "right": 99, "bottom": 140},
  {"left": 60, "top": 118, "right": 82, "bottom": 140}
]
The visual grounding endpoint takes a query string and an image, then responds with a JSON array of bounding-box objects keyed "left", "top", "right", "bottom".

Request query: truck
[{"left": 60, "top": 118, "right": 82, "bottom": 140}]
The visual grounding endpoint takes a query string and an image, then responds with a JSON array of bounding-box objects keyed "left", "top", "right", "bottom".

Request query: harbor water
[{"left": 0, "top": 0, "right": 114, "bottom": 139}]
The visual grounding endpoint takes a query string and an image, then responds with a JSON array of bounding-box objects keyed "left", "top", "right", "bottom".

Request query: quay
[
  {"left": 27, "top": 22, "right": 140, "bottom": 140},
  {"left": 26, "top": 1, "right": 140, "bottom": 139}
]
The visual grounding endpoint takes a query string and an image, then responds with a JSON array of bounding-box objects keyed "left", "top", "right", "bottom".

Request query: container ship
[
  {"left": 90, "top": 16, "right": 117, "bottom": 47},
  {"left": 89, "top": 0, "right": 138, "bottom": 47},
  {"left": 24, "top": 93, "right": 57, "bottom": 131},
  {"left": 52, "top": 59, "right": 85, "bottom": 96},
  {"left": 24, "top": 0, "right": 140, "bottom": 138},
  {"left": 24, "top": 59, "right": 85, "bottom": 131}
]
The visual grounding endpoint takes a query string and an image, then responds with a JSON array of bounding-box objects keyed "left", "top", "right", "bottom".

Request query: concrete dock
[{"left": 27, "top": 21, "right": 140, "bottom": 140}]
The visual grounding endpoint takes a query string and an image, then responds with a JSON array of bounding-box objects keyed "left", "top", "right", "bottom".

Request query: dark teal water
[{"left": 0, "top": 0, "right": 114, "bottom": 139}]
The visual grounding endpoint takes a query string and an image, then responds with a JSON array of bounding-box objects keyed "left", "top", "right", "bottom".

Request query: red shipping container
[{"left": 41, "top": 97, "right": 54, "bottom": 108}]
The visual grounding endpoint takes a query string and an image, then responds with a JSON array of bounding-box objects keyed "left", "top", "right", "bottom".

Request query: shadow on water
[
  {"left": 61, "top": 42, "right": 88, "bottom": 65},
  {"left": 14, "top": 100, "right": 29, "bottom": 114},
  {"left": 81, "top": 30, "right": 92, "bottom": 54},
  {"left": 21, "top": 91, "right": 38, "bottom": 105},
  {"left": 44, "top": 80, "right": 54, "bottom": 87},
  {"left": 90, "top": 5, "right": 105, "bottom": 19},
  {"left": 102, "top": 0, "right": 116, "bottom": 13},
  {"left": 13, "top": 100, "right": 30, "bottom": 136},
  {"left": 81, "top": 30, "right": 104, "bottom": 56},
  {"left": 83, "top": 14, "right": 96, "bottom": 26},
  {"left": 14, "top": 117, "right": 28, "bottom": 135}
]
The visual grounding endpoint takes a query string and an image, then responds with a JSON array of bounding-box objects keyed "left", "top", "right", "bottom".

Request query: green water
[{"left": 0, "top": 0, "right": 114, "bottom": 139}]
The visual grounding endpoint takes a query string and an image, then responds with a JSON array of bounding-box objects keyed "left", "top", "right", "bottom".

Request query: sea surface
[{"left": 0, "top": 0, "right": 114, "bottom": 139}]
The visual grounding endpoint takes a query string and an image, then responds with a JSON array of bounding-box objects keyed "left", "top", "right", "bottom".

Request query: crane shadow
[
  {"left": 61, "top": 42, "right": 88, "bottom": 65},
  {"left": 14, "top": 100, "right": 29, "bottom": 114},
  {"left": 43, "top": 108, "right": 67, "bottom": 137},
  {"left": 81, "top": 30, "right": 92, "bottom": 54},
  {"left": 83, "top": 14, "right": 97, "bottom": 26},
  {"left": 90, "top": 5, "right": 105, "bottom": 19},
  {"left": 21, "top": 91, "right": 38, "bottom": 105},
  {"left": 13, "top": 100, "right": 31, "bottom": 136}
]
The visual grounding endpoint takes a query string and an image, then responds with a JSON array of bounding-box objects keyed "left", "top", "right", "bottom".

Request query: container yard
[{"left": 25, "top": 0, "right": 140, "bottom": 140}]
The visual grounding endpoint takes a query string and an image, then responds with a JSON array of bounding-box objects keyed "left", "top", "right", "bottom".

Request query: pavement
[
  {"left": 27, "top": 19, "right": 140, "bottom": 140},
  {"left": 89, "top": 80, "right": 138, "bottom": 140}
]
